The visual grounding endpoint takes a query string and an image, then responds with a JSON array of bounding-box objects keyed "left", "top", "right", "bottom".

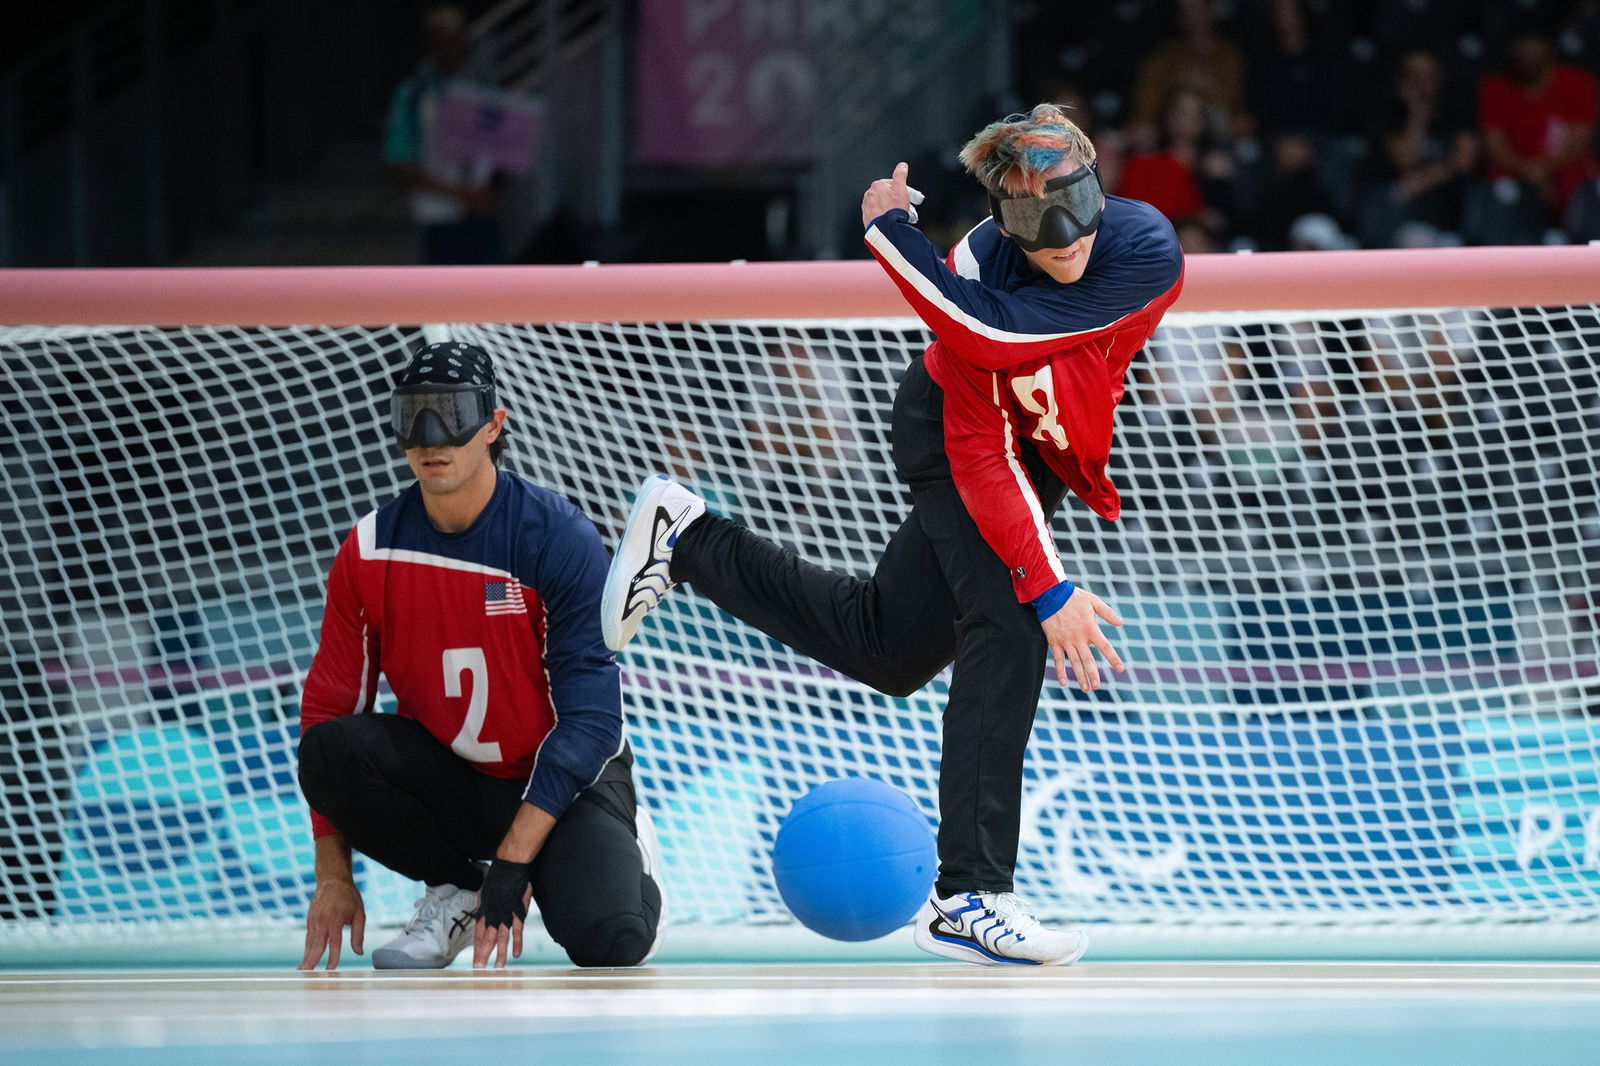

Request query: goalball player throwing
[
  {"left": 297, "top": 342, "right": 663, "bottom": 970},
  {"left": 603, "top": 104, "right": 1183, "bottom": 965}
]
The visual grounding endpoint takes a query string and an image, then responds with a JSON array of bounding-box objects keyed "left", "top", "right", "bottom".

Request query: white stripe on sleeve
[{"left": 866, "top": 225, "right": 1109, "bottom": 345}]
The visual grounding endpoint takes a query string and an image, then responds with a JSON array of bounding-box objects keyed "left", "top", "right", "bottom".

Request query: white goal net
[{"left": 2, "top": 295, "right": 1598, "bottom": 961}]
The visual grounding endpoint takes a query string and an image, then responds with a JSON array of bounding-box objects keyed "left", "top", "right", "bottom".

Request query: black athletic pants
[
  {"left": 671, "top": 356, "right": 1068, "bottom": 895},
  {"left": 298, "top": 714, "right": 661, "bottom": 967}
]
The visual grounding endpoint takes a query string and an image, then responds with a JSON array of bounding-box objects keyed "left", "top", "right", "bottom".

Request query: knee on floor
[{"left": 563, "top": 911, "right": 655, "bottom": 968}]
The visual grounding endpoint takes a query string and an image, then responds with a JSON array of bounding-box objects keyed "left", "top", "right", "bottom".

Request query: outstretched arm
[
  {"left": 862, "top": 165, "right": 1179, "bottom": 375},
  {"left": 863, "top": 166, "right": 1155, "bottom": 373},
  {"left": 937, "top": 363, "right": 1129, "bottom": 689},
  {"left": 298, "top": 528, "right": 377, "bottom": 970},
  {"left": 938, "top": 365, "right": 1074, "bottom": 602},
  {"left": 300, "top": 833, "right": 365, "bottom": 971}
]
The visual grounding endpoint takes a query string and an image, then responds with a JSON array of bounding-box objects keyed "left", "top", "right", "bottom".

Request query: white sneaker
[
  {"left": 601, "top": 475, "right": 706, "bottom": 651},
  {"left": 371, "top": 882, "right": 480, "bottom": 969},
  {"left": 635, "top": 805, "right": 667, "bottom": 964},
  {"left": 912, "top": 890, "right": 1088, "bottom": 966}
]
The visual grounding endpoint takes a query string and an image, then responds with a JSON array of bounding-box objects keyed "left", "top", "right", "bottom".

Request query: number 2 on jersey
[{"left": 442, "top": 647, "right": 503, "bottom": 763}]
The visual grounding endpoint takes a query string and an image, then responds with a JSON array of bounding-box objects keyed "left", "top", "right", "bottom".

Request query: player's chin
[{"left": 1043, "top": 255, "right": 1088, "bottom": 283}]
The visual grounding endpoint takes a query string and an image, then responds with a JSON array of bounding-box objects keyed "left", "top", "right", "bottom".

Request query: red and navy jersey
[
  {"left": 300, "top": 470, "right": 621, "bottom": 838},
  {"left": 865, "top": 195, "right": 1184, "bottom": 602}
]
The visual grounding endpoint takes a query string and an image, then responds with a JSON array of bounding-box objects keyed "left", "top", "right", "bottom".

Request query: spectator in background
[
  {"left": 1135, "top": 323, "right": 1249, "bottom": 451},
  {"left": 1129, "top": 0, "right": 1250, "bottom": 147},
  {"left": 1247, "top": 0, "right": 1346, "bottom": 139},
  {"left": 1557, "top": 1, "right": 1600, "bottom": 79},
  {"left": 1118, "top": 87, "right": 1234, "bottom": 244},
  {"left": 1287, "top": 213, "right": 1357, "bottom": 252},
  {"left": 1173, "top": 218, "right": 1218, "bottom": 254},
  {"left": 384, "top": 5, "right": 504, "bottom": 264},
  {"left": 1361, "top": 47, "right": 1477, "bottom": 247},
  {"left": 1239, "top": 0, "right": 1365, "bottom": 247},
  {"left": 1468, "top": 24, "right": 1599, "bottom": 244},
  {"left": 1369, "top": 0, "right": 1478, "bottom": 69},
  {"left": 1244, "top": 130, "right": 1349, "bottom": 251},
  {"left": 1361, "top": 310, "right": 1478, "bottom": 455}
]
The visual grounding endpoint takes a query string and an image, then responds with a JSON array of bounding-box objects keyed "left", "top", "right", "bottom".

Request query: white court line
[{"left": 8, "top": 986, "right": 1600, "bottom": 1037}]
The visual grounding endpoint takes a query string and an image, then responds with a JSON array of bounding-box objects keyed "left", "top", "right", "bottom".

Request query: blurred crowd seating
[{"left": 997, "top": 0, "right": 1600, "bottom": 252}]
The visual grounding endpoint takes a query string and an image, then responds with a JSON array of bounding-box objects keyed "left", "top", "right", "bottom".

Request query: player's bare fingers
[
  {"left": 1087, "top": 642, "right": 1106, "bottom": 688},
  {"left": 1094, "top": 598, "right": 1125, "bottom": 626},
  {"left": 351, "top": 910, "right": 366, "bottom": 955},
  {"left": 1079, "top": 643, "right": 1102, "bottom": 690},
  {"left": 1094, "top": 634, "right": 1126, "bottom": 673},
  {"left": 893, "top": 161, "right": 909, "bottom": 188},
  {"left": 495, "top": 925, "right": 511, "bottom": 969},
  {"left": 472, "top": 917, "right": 489, "bottom": 969},
  {"left": 326, "top": 931, "right": 341, "bottom": 971},
  {"left": 513, "top": 917, "right": 523, "bottom": 960},
  {"left": 1052, "top": 643, "right": 1068, "bottom": 687},
  {"left": 299, "top": 923, "right": 322, "bottom": 971},
  {"left": 1066, "top": 644, "right": 1090, "bottom": 691}
]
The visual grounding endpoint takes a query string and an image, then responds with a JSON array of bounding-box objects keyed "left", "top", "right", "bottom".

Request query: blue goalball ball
[{"left": 771, "top": 777, "right": 937, "bottom": 942}]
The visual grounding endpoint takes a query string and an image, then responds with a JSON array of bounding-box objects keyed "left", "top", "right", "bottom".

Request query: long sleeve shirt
[
  {"left": 865, "top": 195, "right": 1184, "bottom": 602},
  {"left": 299, "top": 470, "right": 622, "bottom": 838}
]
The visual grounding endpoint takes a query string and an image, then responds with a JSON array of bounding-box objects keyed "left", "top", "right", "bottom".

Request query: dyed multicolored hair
[{"left": 959, "top": 103, "right": 1097, "bottom": 198}]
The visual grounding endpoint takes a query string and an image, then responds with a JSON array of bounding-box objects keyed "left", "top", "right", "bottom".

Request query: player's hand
[
  {"left": 299, "top": 878, "right": 365, "bottom": 971},
  {"left": 1040, "top": 589, "right": 1126, "bottom": 693},
  {"left": 862, "top": 162, "right": 914, "bottom": 227},
  {"left": 472, "top": 858, "right": 533, "bottom": 969}
]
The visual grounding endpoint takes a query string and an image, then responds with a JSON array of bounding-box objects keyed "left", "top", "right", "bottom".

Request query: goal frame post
[{"left": 3, "top": 246, "right": 1599, "bottom": 327}]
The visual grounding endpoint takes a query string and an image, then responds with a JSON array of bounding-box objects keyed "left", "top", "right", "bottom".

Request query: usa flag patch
[{"left": 484, "top": 579, "right": 527, "bottom": 616}]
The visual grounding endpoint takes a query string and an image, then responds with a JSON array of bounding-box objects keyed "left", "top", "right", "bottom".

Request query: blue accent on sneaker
[
  {"left": 936, "top": 893, "right": 984, "bottom": 924},
  {"left": 931, "top": 893, "right": 1039, "bottom": 964},
  {"left": 928, "top": 930, "right": 1043, "bottom": 965}
]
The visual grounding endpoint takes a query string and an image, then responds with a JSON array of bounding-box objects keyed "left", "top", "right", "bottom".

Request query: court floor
[{"left": 4, "top": 962, "right": 1599, "bottom": 1065}]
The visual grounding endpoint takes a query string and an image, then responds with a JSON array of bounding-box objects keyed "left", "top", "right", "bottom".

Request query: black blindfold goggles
[
  {"left": 989, "top": 163, "right": 1104, "bottom": 253},
  {"left": 392, "top": 383, "right": 495, "bottom": 449}
]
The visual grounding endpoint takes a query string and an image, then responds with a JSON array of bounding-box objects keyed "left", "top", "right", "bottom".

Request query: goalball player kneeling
[
  {"left": 297, "top": 342, "right": 663, "bottom": 970},
  {"left": 603, "top": 104, "right": 1183, "bottom": 966}
]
